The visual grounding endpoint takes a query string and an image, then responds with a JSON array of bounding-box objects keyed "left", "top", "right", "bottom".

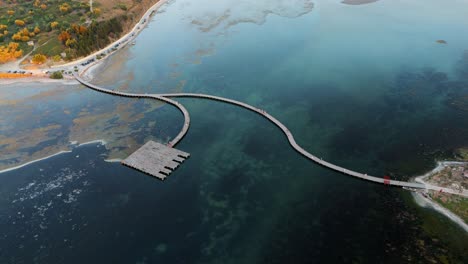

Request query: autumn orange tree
[
  {"left": 21, "top": 28, "right": 29, "bottom": 36},
  {"left": 11, "top": 28, "right": 32, "bottom": 42},
  {"left": 0, "top": 42, "right": 23, "bottom": 64},
  {"left": 12, "top": 33, "right": 22, "bottom": 41},
  {"left": 14, "top": 20, "right": 25, "bottom": 27},
  {"left": 31, "top": 54, "right": 47, "bottom": 64},
  {"left": 71, "top": 24, "right": 79, "bottom": 34},
  {"left": 51, "top": 22, "right": 59, "bottom": 29},
  {"left": 59, "top": 3, "right": 71, "bottom": 13},
  {"left": 79, "top": 26, "right": 87, "bottom": 34},
  {"left": 58, "top": 31, "right": 71, "bottom": 43},
  {"left": 71, "top": 24, "right": 87, "bottom": 35},
  {"left": 93, "top": 8, "right": 101, "bottom": 16}
]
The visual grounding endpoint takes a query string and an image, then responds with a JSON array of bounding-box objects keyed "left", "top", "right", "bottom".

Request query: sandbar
[{"left": 341, "top": 0, "right": 379, "bottom": 5}]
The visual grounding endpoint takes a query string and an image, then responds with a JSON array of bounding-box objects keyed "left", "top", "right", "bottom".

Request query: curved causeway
[
  {"left": 74, "top": 74, "right": 468, "bottom": 197},
  {"left": 75, "top": 74, "right": 190, "bottom": 147}
]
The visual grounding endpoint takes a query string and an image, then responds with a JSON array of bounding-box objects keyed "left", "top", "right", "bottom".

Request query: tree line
[{"left": 58, "top": 15, "right": 127, "bottom": 58}]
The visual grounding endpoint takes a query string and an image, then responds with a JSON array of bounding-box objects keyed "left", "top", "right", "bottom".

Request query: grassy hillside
[{"left": 0, "top": 0, "right": 158, "bottom": 66}]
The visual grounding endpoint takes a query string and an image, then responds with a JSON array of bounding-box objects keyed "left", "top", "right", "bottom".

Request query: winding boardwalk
[
  {"left": 75, "top": 73, "right": 468, "bottom": 197},
  {"left": 75, "top": 74, "right": 190, "bottom": 147}
]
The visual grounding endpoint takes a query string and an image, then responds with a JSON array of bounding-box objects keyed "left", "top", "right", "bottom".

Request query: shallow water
[{"left": 1, "top": 0, "right": 468, "bottom": 263}]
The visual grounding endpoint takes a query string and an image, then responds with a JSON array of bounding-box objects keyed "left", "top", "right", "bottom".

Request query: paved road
[
  {"left": 75, "top": 74, "right": 468, "bottom": 197},
  {"left": 52, "top": 0, "right": 168, "bottom": 71}
]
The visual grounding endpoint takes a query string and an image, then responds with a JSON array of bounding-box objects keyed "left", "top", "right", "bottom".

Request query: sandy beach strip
[
  {"left": 79, "top": 57, "right": 107, "bottom": 81},
  {"left": 412, "top": 191, "right": 468, "bottom": 232},
  {"left": 105, "top": 159, "right": 123, "bottom": 163},
  {"left": 412, "top": 161, "right": 468, "bottom": 232},
  {"left": 0, "top": 150, "right": 72, "bottom": 174},
  {"left": 0, "top": 76, "right": 78, "bottom": 85},
  {"left": 1, "top": 0, "right": 168, "bottom": 83},
  {"left": 0, "top": 139, "right": 109, "bottom": 174},
  {"left": 77, "top": 139, "right": 107, "bottom": 147},
  {"left": 51, "top": 0, "right": 168, "bottom": 70},
  {"left": 341, "top": 0, "right": 379, "bottom": 5}
]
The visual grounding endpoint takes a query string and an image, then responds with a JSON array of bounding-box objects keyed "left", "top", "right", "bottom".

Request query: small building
[{"left": 27, "top": 41, "right": 34, "bottom": 46}]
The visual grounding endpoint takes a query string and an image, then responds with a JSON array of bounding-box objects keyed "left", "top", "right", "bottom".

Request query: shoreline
[
  {"left": 412, "top": 161, "right": 468, "bottom": 232},
  {"left": 51, "top": 0, "right": 168, "bottom": 70},
  {"left": 0, "top": 139, "right": 108, "bottom": 174},
  {"left": 0, "top": 0, "right": 168, "bottom": 83},
  {"left": 0, "top": 76, "right": 78, "bottom": 85},
  {"left": 1, "top": 0, "right": 466, "bottom": 218},
  {"left": 80, "top": 56, "right": 107, "bottom": 81},
  {"left": 105, "top": 159, "right": 123, "bottom": 163},
  {"left": 77, "top": 139, "right": 107, "bottom": 147},
  {"left": 0, "top": 150, "right": 72, "bottom": 175},
  {"left": 0, "top": 0, "right": 170, "bottom": 174},
  {"left": 412, "top": 191, "right": 468, "bottom": 232}
]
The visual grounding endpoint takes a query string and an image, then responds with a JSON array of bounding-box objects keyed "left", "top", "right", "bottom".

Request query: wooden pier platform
[
  {"left": 75, "top": 74, "right": 468, "bottom": 197},
  {"left": 122, "top": 141, "right": 190, "bottom": 180}
]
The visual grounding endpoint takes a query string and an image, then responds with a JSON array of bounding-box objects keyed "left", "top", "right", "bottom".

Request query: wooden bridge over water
[{"left": 74, "top": 73, "right": 468, "bottom": 197}]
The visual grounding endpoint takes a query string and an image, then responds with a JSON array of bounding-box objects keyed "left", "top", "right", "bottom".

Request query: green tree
[{"left": 50, "top": 71, "right": 63, "bottom": 79}]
